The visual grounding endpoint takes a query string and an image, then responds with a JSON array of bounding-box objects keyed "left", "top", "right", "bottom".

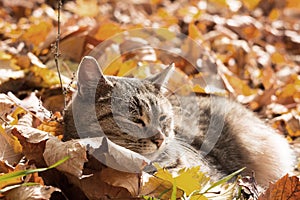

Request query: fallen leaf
[
  {"left": 100, "top": 167, "right": 140, "bottom": 196},
  {"left": 65, "top": 0, "right": 99, "bottom": 17},
  {"left": 259, "top": 174, "right": 300, "bottom": 200},
  {"left": 21, "top": 20, "right": 53, "bottom": 50},
  {"left": 0, "top": 94, "right": 15, "bottom": 121},
  {"left": 4, "top": 185, "right": 60, "bottom": 200},
  {"left": 43, "top": 138, "right": 87, "bottom": 178},
  {"left": 94, "top": 21, "right": 123, "bottom": 41}
]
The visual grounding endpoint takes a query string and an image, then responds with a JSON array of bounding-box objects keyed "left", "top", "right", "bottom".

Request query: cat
[{"left": 63, "top": 56, "right": 295, "bottom": 188}]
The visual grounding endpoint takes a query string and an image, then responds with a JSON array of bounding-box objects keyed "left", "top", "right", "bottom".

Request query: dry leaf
[
  {"left": 65, "top": 169, "right": 134, "bottom": 199},
  {"left": 4, "top": 185, "right": 60, "bottom": 200},
  {"left": 10, "top": 126, "right": 47, "bottom": 166},
  {"left": 78, "top": 137, "right": 150, "bottom": 173},
  {"left": 37, "top": 112, "right": 63, "bottom": 137},
  {"left": 21, "top": 20, "right": 53, "bottom": 49},
  {"left": 100, "top": 168, "right": 140, "bottom": 196},
  {"left": 43, "top": 137, "right": 87, "bottom": 178},
  {"left": 0, "top": 93, "right": 15, "bottom": 121},
  {"left": 0, "top": 132, "right": 22, "bottom": 165},
  {"left": 140, "top": 173, "right": 180, "bottom": 199},
  {"left": 259, "top": 174, "right": 300, "bottom": 200},
  {"left": 65, "top": 0, "right": 99, "bottom": 17},
  {"left": 94, "top": 21, "right": 123, "bottom": 41}
]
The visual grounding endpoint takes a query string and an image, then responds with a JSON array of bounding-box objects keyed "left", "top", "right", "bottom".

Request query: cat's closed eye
[
  {"left": 159, "top": 115, "right": 167, "bottom": 122},
  {"left": 133, "top": 118, "right": 146, "bottom": 127}
]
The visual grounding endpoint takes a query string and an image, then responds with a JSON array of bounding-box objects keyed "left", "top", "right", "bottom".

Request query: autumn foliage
[{"left": 0, "top": 0, "right": 300, "bottom": 199}]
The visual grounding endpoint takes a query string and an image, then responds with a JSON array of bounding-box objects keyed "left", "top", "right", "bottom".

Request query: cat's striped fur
[{"left": 64, "top": 56, "right": 295, "bottom": 187}]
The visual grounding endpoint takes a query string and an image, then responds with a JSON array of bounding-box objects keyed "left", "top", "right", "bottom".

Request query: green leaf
[
  {"left": 0, "top": 156, "right": 69, "bottom": 192},
  {"left": 204, "top": 167, "right": 245, "bottom": 193}
]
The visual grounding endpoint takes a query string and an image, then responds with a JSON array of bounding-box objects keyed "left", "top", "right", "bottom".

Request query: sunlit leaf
[
  {"left": 66, "top": 0, "right": 99, "bottom": 17},
  {"left": 0, "top": 126, "right": 22, "bottom": 153},
  {"left": 241, "top": 0, "right": 261, "bottom": 10},
  {"left": 94, "top": 22, "right": 123, "bottom": 41},
  {"left": 271, "top": 52, "right": 287, "bottom": 64},
  {"left": 21, "top": 20, "right": 53, "bottom": 49},
  {"left": 261, "top": 65, "right": 275, "bottom": 90},
  {"left": 117, "top": 59, "right": 137, "bottom": 77},
  {"left": 224, "top": 74, "right": 258, "bottom": 96},
  {"left": 259, "top": 174, "right": 300, "bottom": 200},
  {"left": 208, "top": 0, "right": 227, "bottom": 7},
  {"left": 188, "top": 23, "right": 203, "bottom": 41},
  {"left": 154, "top": 165, "right": 210, "bottom": 196}
]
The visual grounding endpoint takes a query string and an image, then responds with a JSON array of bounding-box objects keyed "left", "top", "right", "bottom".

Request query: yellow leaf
[
  {"left": 175, "top": 167, "right": 210, "bottom": 195},
  {"left": 208, "top": 0, "right": 227, "bottom": 7},
  {"left": 21, "top": 21, "right": 53, "bottom": 49},
  {"left": 10, "top": 107, "right": 27, "bottom": 126},
  {"left": 271, "top": 52, "right": 286, "bottom": 64},
  {"left": 154, "top": 165, "right": 210, "bottom": 196},
  {"left": 29, "top": 66, "right": 62, "bottom": 87},
  {"left": 269, "top": 9, "right": 280, "bottom": 20},
  {"left": 0, "top": 172, "right": 22, "bottom": 191},
  {"left": 286, "top": 0, "right": 300, "bottom": 9},
  {"left": 0, "top": 125, "right": 22, "bottom": 153},
  {"left": 224, "top": 74, "right": 258, "bottom": 96},
  {"left": 241, "top": 0, "right": 261, "bottom": 10},
  {"left": 277, "top": 84, "right": 296, "bottom": 99},
  {"left": 193, "top": 84, "right": 206, "bottom": 94},
  {"left": 103, "top": 57, "right": 123, "bottom": 76},
  {"left": 94, "top": 22, "right": 123, "bottom": 41},
  {"left": 117, "top": 60, "right": 137, "bottom": 77},
  {"left": 188, "top": 23, "right": 203, "bottom": 41}
]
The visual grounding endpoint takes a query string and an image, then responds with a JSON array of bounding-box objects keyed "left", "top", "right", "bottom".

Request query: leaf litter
[{"left": 0, "top": 0, "right": 300, "bottom": 199}]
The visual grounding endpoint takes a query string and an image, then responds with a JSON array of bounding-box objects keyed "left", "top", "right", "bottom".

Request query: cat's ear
[
  {"left": 77, "top": 56, "right": 113, "bottom": 89},
  {"left": 146, "top": 63, "right": 175, "bottom": 92}
]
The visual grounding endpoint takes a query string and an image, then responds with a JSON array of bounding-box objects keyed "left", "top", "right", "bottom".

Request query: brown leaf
[
  {"left": 4, "top": 185, "right": 60, "bottom": 200},
  {"left": 100, "top": 168, "right": 140, "bottom": 196},
  {"left": 43, "top": 138, "right": 87, "bottom": 178},
  {"left": 261, "top": 65, "right": 275, "bottom": 90},
  {"left": 259, "top": 174, "right": 300, "bottom": 200},
  {"left": 286, "top": 113, "right": 300, "bottom": 137},
  {"left": 65, "top": 169, "right": 134, "bottom": 199},
  {"left": 0, "top": 93, "right": 15, "bottom": 121}
]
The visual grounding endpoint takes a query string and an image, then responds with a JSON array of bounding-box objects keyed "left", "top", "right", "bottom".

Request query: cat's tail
[{"left": 239, "top": 120, "right": 296, "bottom": 187}]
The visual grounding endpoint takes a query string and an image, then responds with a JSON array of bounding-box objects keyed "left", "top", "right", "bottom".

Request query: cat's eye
[
  {"left": 159, "top": 115, "right": 167, "bottom": 122},
  {"left": 134, "top": 118, "right": 146, "bottom": 127}
]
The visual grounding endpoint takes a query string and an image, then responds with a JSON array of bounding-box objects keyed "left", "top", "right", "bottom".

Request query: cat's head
[{"left": 67, "top": 56, "right": 175, "bottom": 159}]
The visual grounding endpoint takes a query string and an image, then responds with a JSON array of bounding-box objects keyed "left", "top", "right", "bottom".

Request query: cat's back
[{"left": 170, "top": 94, "right": 295, "bottom": 186}]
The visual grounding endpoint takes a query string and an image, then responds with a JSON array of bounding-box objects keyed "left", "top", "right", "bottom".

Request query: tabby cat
[{"left": 63, "top": 56, "right": 295, "bottom": 187}]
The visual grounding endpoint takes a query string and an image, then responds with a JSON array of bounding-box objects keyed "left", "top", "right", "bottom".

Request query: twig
[{"left": 53, "top": 0, "right": 66, "bottom": 110}]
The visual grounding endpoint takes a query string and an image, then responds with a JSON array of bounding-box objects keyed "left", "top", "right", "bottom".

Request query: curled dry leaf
[
  {"left": 43, "top": 137, "right": 87, "bottom": 178},
  {"left": 78, "top": 137, "right": 150, "bottom": 173},
  {"left": 10, "top": 125, "right": 50, "bottom": 144},
  {"left": 4, "top": 185, "right": 60, "bottom": 200}
]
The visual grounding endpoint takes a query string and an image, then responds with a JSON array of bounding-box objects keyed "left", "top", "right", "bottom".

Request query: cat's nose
[{"left": 151, "top": 133, "right": 164, "bottom": 148}]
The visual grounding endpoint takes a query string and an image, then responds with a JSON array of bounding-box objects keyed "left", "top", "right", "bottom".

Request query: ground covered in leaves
[{"left": 0, "top": 0, "right": 300, "bottom": 199}]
